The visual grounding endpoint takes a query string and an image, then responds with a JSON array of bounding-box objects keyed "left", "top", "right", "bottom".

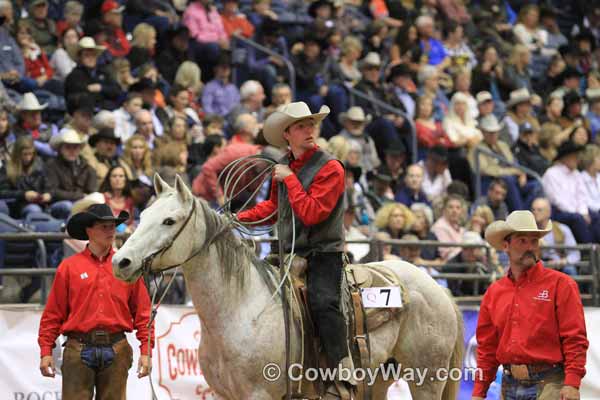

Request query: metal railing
[
  {"left": 344, "top": 82, "right": 418, "bottom": 164},
  {"left": 0, "top": 234, "right": 598, "bottom": 306},
  {"left": 230, "top": 34, "right": 296, "bottom": 98},
  {"left": 473, "top": 145, "right": 544, "bottom": 201}
]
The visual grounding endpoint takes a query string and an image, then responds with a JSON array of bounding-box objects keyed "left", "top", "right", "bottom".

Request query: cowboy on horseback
[{"left": 236, "top": 101, "right": 357, "bottom": 397}]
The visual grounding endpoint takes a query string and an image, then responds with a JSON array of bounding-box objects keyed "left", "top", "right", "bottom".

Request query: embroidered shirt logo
[
  {"left": 80, "top": 272, "right": 89, "bottom": 280},
  {"left": 533, "top": 289, "right": 550, "bottom": 301}
]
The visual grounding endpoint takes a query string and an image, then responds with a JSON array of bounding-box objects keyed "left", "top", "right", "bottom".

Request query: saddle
[{"left": 270, "top": 255, "right": 409, "bottom": 400}]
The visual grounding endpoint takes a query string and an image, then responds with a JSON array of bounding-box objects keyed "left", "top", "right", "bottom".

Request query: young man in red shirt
[
  {"left": 473, "top": 210, "right": 588, "bottom": 400},
  {"left": 236, "top": 102, "right": 355, "bottom": 397},
  {"left": 38, "top": 204, "right": 153, "bottom": 399}
]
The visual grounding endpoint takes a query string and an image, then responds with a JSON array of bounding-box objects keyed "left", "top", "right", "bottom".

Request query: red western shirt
[
  {"left": 237, "top": 145, "right": 345, "bottom": 226},
  {"left": 473, "top": 261, "right": 588, "bottom": 397},
  {"left": 38, "top": 247, "right": 154, "bottom": 357}
]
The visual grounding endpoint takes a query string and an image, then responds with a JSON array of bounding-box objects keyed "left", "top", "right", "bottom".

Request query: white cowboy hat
[
  {"left": 338, "top": 106, "right": 372, "bottom": 124},
  {"left": 77, "top": 36, "right": 106, "bottom": 53},
  {"left": 18, "top": 92, "right": 47, "bottom": 111},
  {"left": 50, "top": 128, "right": 87, "bottom": 150},
  {"left": 506, "top": 88, "right": 532, "bottom": 108},
  {"left": 484, "top": 210, "right": 552, "bottom": 250},
  {"left": 479, "top": 114, "right": 503, "bottom": 132},
  {"left": 476, "top": 91, "right": 493, "bottom": 104},
  {"left": 359, "top": 52, "right": 381, "bottom": 69},
  {"left": 263, "top": 102, "right": 330, "bottom": 148},
  {"left": 586, "top": 88, "right": 600, "bottom": 102}
]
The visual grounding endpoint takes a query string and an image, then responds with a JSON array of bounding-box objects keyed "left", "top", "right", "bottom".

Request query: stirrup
[{"left": 324, "top": 381, "right": 353, "bottom": 400}]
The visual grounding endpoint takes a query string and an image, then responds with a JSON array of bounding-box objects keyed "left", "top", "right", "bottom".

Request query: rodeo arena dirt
[{"left": 1, "top": 0, "right": 600, "bottom": 399}]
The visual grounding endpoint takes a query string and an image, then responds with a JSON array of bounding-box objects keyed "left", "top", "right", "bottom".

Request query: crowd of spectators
[{"left": 0, "top": 0, "right": 599, "bottom": 302}]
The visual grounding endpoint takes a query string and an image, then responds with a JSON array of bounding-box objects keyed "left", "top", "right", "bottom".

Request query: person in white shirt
[
  {"left": 419, "top": 145, "right": 452, "bottom": 202},
  {"left": 532, "top": 197, "right": 580, "bottom": 276},
  {"left": 542, "top": 141, "right": 600, "bottom": 243},
  {"left": 113, "top": 92, "right": 143, "bottom": 142},
  {"left": 580, "top": 144, "right": 600, "bottom": 213}
]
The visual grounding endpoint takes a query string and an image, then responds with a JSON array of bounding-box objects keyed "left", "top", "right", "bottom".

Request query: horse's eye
[{"left": 163, "top": 218, "right": 176, "bottom": 226}]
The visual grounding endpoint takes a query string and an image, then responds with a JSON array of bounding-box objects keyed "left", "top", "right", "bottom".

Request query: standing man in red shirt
[
  {"left": 473, "top": 210, "right": 588, "bottom": 400},
  {"left": 38, "top": 204, "right": 153, "bottom": 399},
  {"left": 236, "top": 102, "right": 355, "bottom": 397}
]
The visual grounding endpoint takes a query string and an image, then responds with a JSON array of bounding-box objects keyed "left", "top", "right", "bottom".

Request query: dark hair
[
  {"left": 200, "top": 134, "right": 224, "bottom": 161},
  {"left": 446, "top": 181, "right": 470, "bottom": 200},
  {"left": 99, "top": 165, "right": 132, "bottom": 196},
  {"left": 489, "top": 178, "right": 508, "bottom": 192},
  {"left": 443, "top": 193, "right": 465, "bottom": 209}
]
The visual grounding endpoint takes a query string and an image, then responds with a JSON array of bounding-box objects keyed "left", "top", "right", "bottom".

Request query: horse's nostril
[{"left": 118, "top": 258, "right": 131, "bottom": 269}]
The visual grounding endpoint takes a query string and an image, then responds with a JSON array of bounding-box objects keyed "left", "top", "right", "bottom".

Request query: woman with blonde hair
[
  {"left": 175, "top": 61, "right": 203, "bottom": 97},
  {"left": 122, "top": 134, "right": 154, "bottom": 181},
  {"left": 129, "top": 23, "right": 158, "bottom": 70},
  {"left": 329, "top": 35, "right": 363, "bottom": 85},
  {"left": 466, "top": 204, "right": 495, "bottom": 236},
  {"left": 505, "top": 44, "right": 534, "bottom": 92},
  {"left": 156, "top": 116, "right": 193, "bottom": 149},
  {"left": 443, "top": 92, "right": 482, "bottom": 148},
  {"left": 374, "top": 202, "right": 415, "bottom": 256},
  {"left": 327, "top": 135, "right": 351, "bottom": 161}
]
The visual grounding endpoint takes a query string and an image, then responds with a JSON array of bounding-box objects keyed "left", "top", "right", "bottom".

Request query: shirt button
[{"left": 515, "top": 304, "right": 519, "bottom": 307}]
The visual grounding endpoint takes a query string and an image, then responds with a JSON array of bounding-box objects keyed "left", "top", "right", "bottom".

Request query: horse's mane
[{"left": 197, "top": 198, "right": 264, "bottom": 287}]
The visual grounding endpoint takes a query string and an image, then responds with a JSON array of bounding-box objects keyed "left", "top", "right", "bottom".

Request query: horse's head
[{"left": 113, "top": 173, "right": 206, "bottom": 283}]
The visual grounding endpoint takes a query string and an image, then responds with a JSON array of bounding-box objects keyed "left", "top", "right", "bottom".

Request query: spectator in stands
[
  {"left": 247, "top": 0, "right": 278, "bottom": 33},
  {"left": 266, "top": 83, "right": 292, "bottom": 114},
  {"left": 395, "top": 164, "right": 429, "bottom": 207},
  {"left": 99, "top": 0, "right": 131, "bottom": 58},
  {"left": 386, "top": 63, "right": 416, "bottom": 120},
  {"left": 410, "top": 202, "right": 441, "bottom": 261},
  {"left": 504, "top": 44, "right": 533, "bottom": 93},
  {"left": 503, "top": 88, "right": 541, "bottom": 146},
  {"left": 415, "top": 15, "right": 449, "bottom": 68},
  {"left": 471, "top": 45, "right": 511, "bottom": 109},
  {"left": 46, "top": 128, "right": 96, "bottom": 219},
  {"left": 443, "top": 22, "right": 477, "bottom": 73},
  {"left": 129, "top": 78, "right": 169, "bottom": 137},
  {"left": 173, "top": 61, "right": 203, "bottom": 114},
  {"left": 154, "top": 141, "right": 191, "bottom": 185},
  {"left": 580, "top": 144, "right": 600, "bottom": 215},
  {"left": 99, "top": 165, "right": 135, "bottom": 228},
  {"left": 532, "top": 197, "right": 580, "bottom": 276},
  {"left": 113, "top": 92, "right": 143, "bottom": 142},
  {"left": 22, "top": 0, "right": 57, "bottom": 55},
  {"left": 291, "top": 33, "right": 331, "bottom": 108},
  {"left": 559, "top": 91, "right": 586, "bottom": 131},
  {"left": 466, "top": 204, "right": 495, "bottom": 236},
  {"left": 586, "top": 89, "right": 600, "bottom": 142},
  {"left": 419, "top": 145, "right": 452, "bottom": 202},
  {"left": 0, "top": 1, "right": 33, "bottom": 94},
  {"left": 183, "top": 0, "right": 229, "bottom": 81},
  {"left": 473, "top": 178, "right": 509, "bottom": 220},
  {"left": 0, "top": 107, "right": 14, "bottom": 167},
  {"left": 165, "top": 84, "right": 201, "bottom": 133},
  {"left": 127, "top": 23, "right": 156, "bottom": 71},
  {"left": 133, "top": 109, "right": 158, "bottom": 149},
  {"left": 443, "top": 92, "right": 482, "bottom": 148},
  {"left": 88, "top": 128, "right": 132, "bottom": 183},
  {"left": 475, "top": 91, "right": 501, "bottom": 129},
  {"left": 415, "top": 94, "right": 453, "bottom": 150},
  {"left": 158, "top": 116, "right": 192, "bottom": 148},
  {"left": 220, "top": 0, "right": 254, "bottom": 39},
  {"left": 189, "top": 133, "right": 224, "bottom": 171},
  {"left": 38, "top": 203, "right": 152, "bottom": 397},
  {"left": 329, "top": 35, "right": 362, "bottom": 86},
  {"left": 453, "top": 69, "right": 478, "bottom": 119},
  {"left": 365, "top": 167, "right": 393, "bottom": 212},
  {"left": 92, "top": 110, "right": 116, "bottom": 132},
  {"left": 431, "top": 194, "right": 466, "bottom": 261},
  {"left": 513, "top": 121, "right": 550, "bottom": 176},
  {"left": 56, "top": 1, "right": 83, "bottom": 37},
  {"left": 446, "top": 230, "right": 487, "bottom": 296},
  {"left": 14, "top": 93, "right": 58, "bottom": 158},
  {"left": 16, "top": 20, "right": 63, "bottom": 95},
  {"left": 230, "top": 113, "right": 260, "bottom": 145},
  {"left": 539, "top": 6, "right": 567, "bottom": 52},
  {"left": 381, "top": 140, "right": 407, "bottom": 193},
  {"left": 65, "top": 37, "right": 121, "bottom": 110},
  {"left": 337, "top": 107, "right": 379, "bottom": 174},
  {"left": 0, "top": 136, "right": 51, "bottom": 217},
  {"left": 513, "top": 5, "right": 554, "bottom": 57},
  {"left": 417, "top": 66, "right": 449, "bottom": 122},
  {"left": 354, "top": 52, "right": 386, "bottom": 118},
  {"left": 374, "top": 202, "right": 414, "bottom": 256},
  {"left": 156, "top": 25, "right": 191, "bottom": 84},
  {"left": 50, "top": 27, "right": 78, "bottom": 81},
  {"left": 569, "top": 125, "right": 590, "bottom": 147},
  {"left": 227, "top": 80, "right": 266, "bottom": 127},
  {"left": 400, "top": 232, "right": 447, "bottom": 287},
  {"left": 122, "top": 134, "right": 154, "bottom": 181},
  {"left": 542, "top": 141, "right": 600, "bottom": 243},
  {"left": 202, "top": 54, "right": 240, "bottom": 117}
]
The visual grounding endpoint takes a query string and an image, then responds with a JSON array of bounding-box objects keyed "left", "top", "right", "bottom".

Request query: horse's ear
[
  {"left": 153, "top": 173, "right": 171, "bottom": 195},
  {"left": 175, "top": 174, "right": 192, "bottom": 203}
]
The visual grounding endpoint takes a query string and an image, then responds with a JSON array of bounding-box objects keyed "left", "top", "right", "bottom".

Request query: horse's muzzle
[{"left": 118, "top": 258, "right": 132, "bottom": 269}]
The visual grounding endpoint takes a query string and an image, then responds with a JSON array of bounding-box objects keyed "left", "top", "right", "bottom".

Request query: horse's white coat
[{"left": 113, "top": 175, "right": 463, "bottom": 400}]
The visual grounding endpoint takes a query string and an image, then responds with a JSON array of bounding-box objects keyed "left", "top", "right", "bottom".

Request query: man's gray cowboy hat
[
  {"left": 263, "top": 101, "right": 330, "bottom": 148},
  {"left": 479, "top": 114, "right": 503, "bottom": 132},
  {"left": 338, "top": 106, "right": 372, "bottom": 125},
  {"left": 484, "top": 210, "right": 552, "bottom": 250},
  {"left": 506, "top": 88, "right": 533, "bottom": 108},
  {"left": 77, "top": 36, "right": 106, "bottom": 54},
  {"left": 18, "top": 92, "right": 47, "bottom": 111},
  {"left": 66, "top": 203, "right": 129, "bottom": 240},
  {"left": 50, "top": 128, "right": 86, "bottom": 150}
]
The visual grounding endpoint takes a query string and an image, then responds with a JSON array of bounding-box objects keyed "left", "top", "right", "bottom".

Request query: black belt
[
  {"left": 503, "top": 363, "right": 563, "bottom": 378},
  {"left": 67, "top": 330, "right": 126, "bottom": 346}
]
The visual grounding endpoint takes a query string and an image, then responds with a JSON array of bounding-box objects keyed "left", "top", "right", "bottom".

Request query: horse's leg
[{"left": 407, "top": 379, "right": 447, "bottom": 400}]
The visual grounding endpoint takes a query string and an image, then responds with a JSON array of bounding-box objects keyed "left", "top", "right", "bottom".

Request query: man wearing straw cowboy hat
[
  {"left": 64, "top": 36, "right": 120, "bottom": 110},
  {"left": 38, "top": 203, "right": 153, "bottom": 399},
  {"left": 237, "top": 102, "right": 356, "bottom": 397},
  {"left": 472, "top": 210, "right": 588, "bottom": 400}
]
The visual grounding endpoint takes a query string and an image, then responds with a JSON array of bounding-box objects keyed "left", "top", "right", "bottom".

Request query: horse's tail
[{"left": 442, "top": 298, "right": 464, "bottom": 400}]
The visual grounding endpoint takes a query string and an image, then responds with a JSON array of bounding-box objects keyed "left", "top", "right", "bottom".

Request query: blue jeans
[
  {"left": 80, "top": 345, "right": 116, "bottom": 371},
  {"left": 49, "top": 200, "right": 73, "bottom": 220},
  {"left": 501, "top": 366, "right": 564, "bottom": 400}
]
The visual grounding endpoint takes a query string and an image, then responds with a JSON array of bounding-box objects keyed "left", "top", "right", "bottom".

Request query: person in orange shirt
[
  {"left": 38, "top": 204, "right": 153, "bottom": 399},
  {"left": 473, "top": 210, "right": 588, "bottom": 400},
  {"left": 220, "top": 0, "right": 255, "bottom": 39}
]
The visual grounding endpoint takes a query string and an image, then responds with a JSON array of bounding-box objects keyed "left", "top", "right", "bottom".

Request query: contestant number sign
[{"left": 360, "top": 287, "right": 403, "bottom": 308}]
